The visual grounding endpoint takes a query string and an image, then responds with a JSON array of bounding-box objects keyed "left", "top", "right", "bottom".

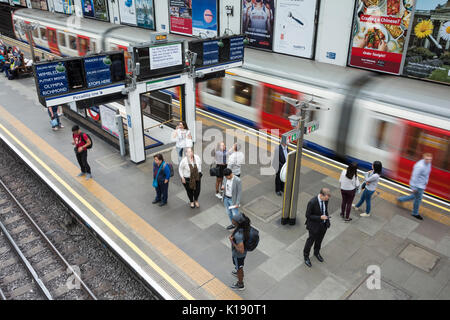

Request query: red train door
[
  {"left": 116, "top": 44, "right": 131, "bottom": 74},
  {"left": 77, "top": 35, "right": 90, "bottom": 56},
  {"left": 47, "top": 27, "right": 60, "bottom": 55},
  {"left": 22, "top": 21, "right": 35, "bottom": 47}
]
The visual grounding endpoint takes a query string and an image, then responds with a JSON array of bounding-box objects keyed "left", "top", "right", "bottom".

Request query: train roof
[{"left": 242, "top": 49, "right": 450, "bottom": 120}]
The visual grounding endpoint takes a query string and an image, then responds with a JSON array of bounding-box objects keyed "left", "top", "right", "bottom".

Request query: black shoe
[
  {"left": 152, "top": 199, "right": 161, "bottom": 204},
  {"left": 230, "top": 281, "right": 245, "bottom": 291},
  {"left": 276, "top": 191, "right": 282, "bottom": 196},
  {"left": 344, "top": 218, "right": 352, "bottom": 222},
  {"left": 314, "top": 253, "right": 324, "bottom": 263},
  {"left": 304, "top": 257, "right": 312, "bottom": 268},
  {"left": 226, "top": 224, "right": 235, "bottom": 230},
  {"left": 159, "top": 202, "right": 167, "bottom": 207},
  {"left": 412, "top": 214, "right": 423, "bottom": 220}
]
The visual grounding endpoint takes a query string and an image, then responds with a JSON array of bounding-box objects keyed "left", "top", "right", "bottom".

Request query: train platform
[{"left": 0, "top": 73, "right": 449, "bottom": 300}]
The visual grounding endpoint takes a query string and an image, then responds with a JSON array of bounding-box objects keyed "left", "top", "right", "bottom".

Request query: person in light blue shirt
[{"left": 397, "top": 153, "right": 433, "bottom": 220}]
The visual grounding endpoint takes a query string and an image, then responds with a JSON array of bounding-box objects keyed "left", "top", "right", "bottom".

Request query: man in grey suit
[{"left": 222, "top": 168, "right": 242, "bottom": 230}]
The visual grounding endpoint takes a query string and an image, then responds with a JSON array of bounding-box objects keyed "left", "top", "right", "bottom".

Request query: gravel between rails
[{"left": 0, "top": 140, "right": 159, "bottom": 300}]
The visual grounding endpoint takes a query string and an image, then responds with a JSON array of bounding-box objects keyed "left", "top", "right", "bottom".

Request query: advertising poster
[
  {"left": 402, "top": 0, "right": 450, "bottom": 84},
  {"left": 273, "top": 0, "right": 318, "bottom": 58},
  {"left": 53, "top": 0, "right": 64, "bottom": 13},
  {"left": 119, "top": 0, "right": 137, "bottom": 26},
  {"left": 349, "top": 0, "right": 415, "bottom": 74},
  {"left": 192, "top": 0, "right": 218, "bottom": 37},
  {"left": 63, "top": 0, "right": 73, "bottom": 14},
  {"left": 169, "top": 0, "right": 192, "bottom": 35},
  {"left": 136, "top": 0, "right": 155, "bottom": 29},
  {"left": 82, "top": 0, "right": 95, "bottom": 17},
  {"left": 242, "top": 0, "right": 275, "bottom": 50},
  {"left": 94, "top": 0, "right": 109, "bottom": 21},
  {"left": 99, "top": 105, "right": 119, "bottom": 137}
]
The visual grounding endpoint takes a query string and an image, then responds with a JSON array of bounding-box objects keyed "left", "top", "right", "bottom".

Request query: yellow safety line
[
  {"left": 196, "top": 109, "right": 449, "bottom": 213},
  {"left": 0, "top": 123, "right": 195, "bottom": 300}
]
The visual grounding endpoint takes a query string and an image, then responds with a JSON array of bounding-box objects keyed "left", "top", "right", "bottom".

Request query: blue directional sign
[
  {"left": 230, "top": 36, "right": 244, "bottom": 61},
  {"left": 35, "top": 62, "right": 69, "bottom": 97},
  {"left": 203, "top": 40, "right": 219, "bottom": 66},
  {"left": 84, "top": 55, "right": 112, "bottom": 88}
]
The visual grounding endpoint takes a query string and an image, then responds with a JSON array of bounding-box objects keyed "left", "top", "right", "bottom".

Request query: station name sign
[{"left": 33, "top": 51, "right": 126, "bottom": 107}]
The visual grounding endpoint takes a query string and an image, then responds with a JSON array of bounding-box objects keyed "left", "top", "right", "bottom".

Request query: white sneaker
[
  {"left": 352, "top": 204, "right": 361, "bottom": 212},
  {"left": 215, "top": 193, "right": 223, "bottom": 200},
  {"left": 360, "top": 213, "right": 371, "bottom": 217}
]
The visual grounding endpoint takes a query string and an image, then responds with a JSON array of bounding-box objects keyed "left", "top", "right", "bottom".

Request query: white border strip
[{"left": 0, "top": 132, "right": 174, "bottom": 300}]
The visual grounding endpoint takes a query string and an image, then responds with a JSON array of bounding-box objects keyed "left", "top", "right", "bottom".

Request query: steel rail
[
  {"left": 0, "top": 178, "right": 98, "bottom": 300},
  {"left": 0, "top": 283, "right": 8, "bottom": 300}
]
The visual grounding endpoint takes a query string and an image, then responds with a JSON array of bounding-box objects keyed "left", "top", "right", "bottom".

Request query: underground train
[{"left": 10, "top": 8, "right": 450, "bottom": 202}]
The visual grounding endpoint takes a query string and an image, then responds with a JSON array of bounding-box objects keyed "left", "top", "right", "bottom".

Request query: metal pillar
[{"left": 115, "top": 113, "right": 126, "bottom": 157}]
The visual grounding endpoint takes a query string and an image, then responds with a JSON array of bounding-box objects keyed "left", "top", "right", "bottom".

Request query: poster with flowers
[
  {"left": 348, "top": 0, "right": 415, "bottom": 74},
  {"left": 402, "top": 0, "right": 450, "bottom": 84}
]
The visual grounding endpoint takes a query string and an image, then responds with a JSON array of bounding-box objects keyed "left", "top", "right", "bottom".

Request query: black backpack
[
  {"left": 80, "top": 132, "right": 93, "bottom": 149},
  {"left": 245, "top": 226, "right": 260, "bottom": 251},
  {"left": 163, "top": 162, "right": 174, "bottom": 177}
]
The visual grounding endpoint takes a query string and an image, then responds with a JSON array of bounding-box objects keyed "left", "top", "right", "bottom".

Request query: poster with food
[
  {"left": 242, "top": 0, "right": 275, "bottom": 50},
  {"left": 349, "top": 0, "right": 415, "bottom": 74},
  {"left": 402, "top": 0, "right": 450, "bottom": 84}
]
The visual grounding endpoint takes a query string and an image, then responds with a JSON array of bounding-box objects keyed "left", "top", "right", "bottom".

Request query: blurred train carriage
[{"left": 11, "top": 8, "right": 450, "bottom": 202}]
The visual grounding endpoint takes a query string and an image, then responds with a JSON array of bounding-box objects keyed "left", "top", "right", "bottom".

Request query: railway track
[
  {"left": 0, "top": 178, "right": 97, "bottom": 300},
  {"left": 0, "top": 141, "right": 158, "bottom": 300}
]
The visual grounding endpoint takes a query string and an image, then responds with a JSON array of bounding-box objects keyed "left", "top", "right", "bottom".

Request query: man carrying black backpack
[
  {"left": 72, "top": 125, "right": 92, "bottom": 180},
  {"left": 229, "top": 213, "right": 259, "bottom": 291}
]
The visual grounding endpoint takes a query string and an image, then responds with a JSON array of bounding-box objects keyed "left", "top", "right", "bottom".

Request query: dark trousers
[
  {"left": 155, "top": 181, "right": 169, "bottom": 204},
  {"left": 275, "top": 169, "right": 284, "bottom": 192},
  {"left": 76, "top": 150, "right": 91, "bottom": 174},
  {"left": 303, "top": 226, "right": 327, "bottom": 258},
  {"left": 341, "top": 189, "right": 356, "bottom": 219},
  {"left": 183, "top": 178, "right": 201, "bottom": 202}
]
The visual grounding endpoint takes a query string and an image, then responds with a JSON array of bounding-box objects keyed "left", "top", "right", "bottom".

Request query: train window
[
  {"left": 402, "top": 126, "right": 450, "bottom": 171},
  {"left": 233, "top": 81, "right": 253, "bottom": 106},
  {"left": 32, "top": 28, "right": 39, "bottom": 39},
  {"left": 91, "top": 41, "right": 97, "bottom": 53},
  {"left": 206, "top": 78, "right": 223, "bottom": 97},
  {"left": 58, "top": 33, "right": 66, "bottom": 47},
  {"left": 371, "top": 120, "right": 397, "bottom": 150},
  {"left": 40, "top": 28, "right": 47, "bottom": 40},
  {"left": 68, "top": 35, "right": 77, "bottom": 50},
  {"left": 263, "top": 87, "right": 297, "bottom": 117}
]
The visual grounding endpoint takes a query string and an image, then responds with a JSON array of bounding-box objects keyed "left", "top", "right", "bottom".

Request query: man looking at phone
[{"left": 222, "top": 168, "right": 242, "bottom": 230}]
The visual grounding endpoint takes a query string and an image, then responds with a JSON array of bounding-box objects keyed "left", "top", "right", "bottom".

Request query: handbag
[
  {"left": 153, "top": 162, "right": 163, "bottom": 188},
  {"left": 280, "top": 162, "right": 287, "bottom": 183},
  {"left": 209, "top": 163, "right": 219, "bottom": 177},
  {"left": 50, "top": 118, "right": 58, "bottom": 127},
  {"left": 361, "top": 182, "right": 366, "bottom": 190}
]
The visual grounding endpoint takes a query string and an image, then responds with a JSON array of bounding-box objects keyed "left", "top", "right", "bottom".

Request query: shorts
[
  {"left": 216, "top": 164, "right": 227, "bottom": 178},
  {"left": 232, "top": 256, "right": 245, "bottom": 270}
]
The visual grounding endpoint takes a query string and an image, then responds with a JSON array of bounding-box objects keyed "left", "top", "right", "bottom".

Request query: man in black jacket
[{"left": 303, "top": 188, "right": 331, "bottom": 267}]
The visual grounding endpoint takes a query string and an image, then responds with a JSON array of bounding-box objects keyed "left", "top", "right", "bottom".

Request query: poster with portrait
[
  {"left": 119, "top": 0, "right": 137, "bottom": 26},
  {"left": 136, "top": 0, "right": 155, "bottom": 29},
  {"left": 192, "top": 0, "right": 218, "bottom": 37},
  {"left": 169, "top": 0, "right": 192, "bottom": 35},
  {"left": 242, "top": 0, "right": 275, "bottom": 50},
  {"left": 81, "top": 0, "right": 95, "bottom": 17},
  {"left": 402, "top": 0, "right": 450, "bottom": 84},
  {"left": 349, "top": 0, "right": 415, "bottom": 74},
  {"left": 273, "top": 0, "right": 318, "bottom": 58},
  {"left": 53, "top": 0, "right": 64, "bottom": 13}
]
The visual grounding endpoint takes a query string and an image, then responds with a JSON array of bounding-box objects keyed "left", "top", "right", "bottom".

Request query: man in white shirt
[
  {"left": 227, "top": 143, "right": 245, "bottom": 177},
  {"left": 221, "top": 168, "right": 242, "bottom": 230}
]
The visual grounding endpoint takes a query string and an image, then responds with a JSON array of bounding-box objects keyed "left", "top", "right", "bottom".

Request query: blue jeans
[
  {"left": 398, "top": 188, "right": 424, "bottom": 216},
  {"left": 155, "top": 181, "right": 169, "bottom": 204},
  {"left": 224, "top": 196, "right": 239, "bottom": 223},
  {"left": 355, "top": 189, "right": 375, "bottom": 214},
  {"left": 176, "top": 147, "right": 184, "bottom": 163}
]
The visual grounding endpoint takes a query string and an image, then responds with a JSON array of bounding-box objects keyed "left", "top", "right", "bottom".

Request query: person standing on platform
[
  {"left": 72, "top": 125, "right": 92, "bottom": 180},
  {"left": 221, "top": 168, "right": 242, "bottom": 230},
  {"left": 274, "top": 142, "right": 288, "bottom": 196},
  {"left": 227, "top": 143, "right": 245, "bottom": 178},
  {"left": 152, "top": 154, "right": 171, "bottom": 207},
  {"left": 397, "top": 153, "right": 432, "bottom": 221},
  {"left": 339, "top": 163, "right": 360, "bottom": 222},
  {"left": 229, "top": 213, "right": 249, "bottom": 291},
  {"left": 214, "top": 142, "right": 228, "bottom": 200},
  {"left": 303, "top": 188, "right": 331, "bottom": 268},
  {"left": 48, "top": 105, "right": 64, "bottom": 131},
  {"left": 179, "top": 148, "right": 202, "bottom": 209},
  {"left": 353, "top": 161, "right": 382, "bottom": 217},
  {"left": 172, "top": 121, "right": 192, "bottom": 163}
]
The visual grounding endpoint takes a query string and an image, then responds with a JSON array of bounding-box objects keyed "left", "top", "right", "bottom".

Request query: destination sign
[
  {"left": 203, "top": 40, "right": 219, "bottom": 66},
  {"left": 35, "top": 62, "right": 69, "bottom": 97},
  {"left": 229, "top": 36, "right": 244, "bottom": 61},
  {"left": 84, "top": 55, "right": 112, "bottom": 89}
]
